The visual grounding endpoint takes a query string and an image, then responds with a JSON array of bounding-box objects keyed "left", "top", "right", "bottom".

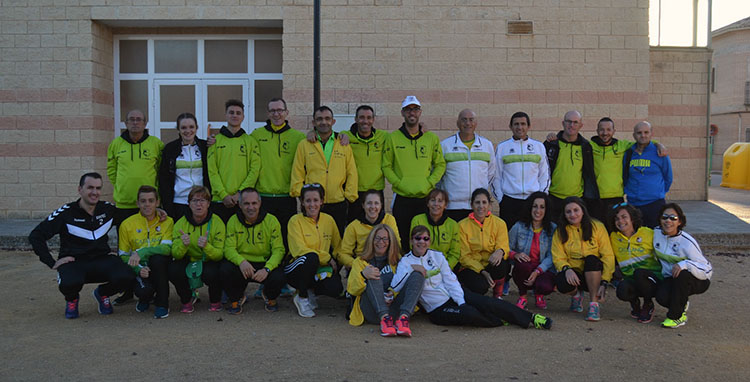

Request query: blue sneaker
[
  {"left": 154, "top": 306, "right": 169, "bottom": 319},
  {"left": 280, "top": 284, "right": 295, "bottom": 298},
  {"left": 65, "top": 299, "right": 79, "bottom": 319},
  {"left": 92, "top": 287, "right": 113, "bottom": 315},
  {"left": 586, "top": 302, "right": 601, "bottom": 321},
  {"left": 502, "top": 279, "right": 510, "bottom": 296},
  {"left": 570, "top": 292, "right": 584, "bottom": 313},
  {"left": 136, "top": 300, "right": 150, "bottom": 313}
]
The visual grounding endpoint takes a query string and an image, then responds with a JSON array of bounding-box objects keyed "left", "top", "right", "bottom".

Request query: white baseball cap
[{"left": 401, "top": 95, "right": 421, "bottom": 108}]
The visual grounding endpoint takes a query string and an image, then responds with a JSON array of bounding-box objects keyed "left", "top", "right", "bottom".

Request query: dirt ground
[{"left": 1, "top": 251, "right": 748, "bottom": 381}]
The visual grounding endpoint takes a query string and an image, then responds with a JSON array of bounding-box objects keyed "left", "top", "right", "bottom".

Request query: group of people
[{"left": 28, "top": 95, "right": 710, "bottom": 337}]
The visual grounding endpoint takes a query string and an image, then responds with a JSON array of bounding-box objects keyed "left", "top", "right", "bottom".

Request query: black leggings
[
  {"left": 168, "top": 258, "right": 223, "bottom": 304},
  {"left": 616, "top": 268, "right": 658, "bottom": 305},
  {"left": 132, "top": 255, "right": 171, "bottom": 308},
  {"left": 554, "top": 255, "right": 603, "bottom": 294},
  {"left": 656, "top": 271, "right": 710, "bottom": 320},
  {"left": 392, "top": 195, "right": 427, "bottom": 252},
  {"left": 457, "top": 259, "right": 511, "bottom": 295},
  {"left": 427, "top": 289, "right": 534, "bottom": 328},
  {"left": 56, "top": 255, "right": 134, "bottom": 302},
  {"left": 220, "top": 260, "right": 286, "bottom": 302},
  {"left": 283, "top": 253, "right": 343, "bottom": 298}
]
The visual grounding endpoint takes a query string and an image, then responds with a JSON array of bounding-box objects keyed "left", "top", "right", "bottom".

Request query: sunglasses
[
  {"left": 661, "top": 214, "right": 679, "bottom": 222},
  {"left": 412, "top": 235, "right": 430, "bottom": 242},
  {"left": 612, "top": 202, "right": 628, "bottom": 209}
]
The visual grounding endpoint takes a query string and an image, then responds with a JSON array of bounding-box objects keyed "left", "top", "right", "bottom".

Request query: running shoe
[
  {"left": 638, "top": 302, "right": 654, "bottom": 324},
  {"left": 535, "top": 294, "right": 547, "bottom": 310},
  {"left": 180, "top": 301, "right": 194, "bottom": 314},
  {"left": 65, "top": 299, "right": 79, "bottom": 319},
  {"left": 516, "top": 296, "right": 528, "bottom": 309},
  {"left": 92, "top": 287, "right": 113, "bottom": 315},
  {"left": 532, "top": 313, "right": 553, "bottom": 329},
  {"left": 135, "top": 300, "right": 150, "bottom": 313},
  {"left": 153, "top": 306, "right": 169, "bottom": 319},
  {"left": 492, "top": 281, "right": 504, "bottom": 299},
  {"left": 585, "top": 302, "right": 600, "bottom": 321},
  {"left": 208, "top": 302, "right": 223, "bottom": 312},
  {"left": 570, "top": 292, "right": 583, "bottom": 313},
  {"left": 293, "top": 294, "right": 315, "bottom": 318},
  {"left": 227, "top": 301, "right": 243, "bottom": 315},
  {"left": 112, "top": 292, "right": 133, "bottom": 306},
  {"left": 502, "top": 279, "right": 510, "bottom": 296},
  {"left": 629, "top": 300, "right": 641, "bottom": 319},
  {"left": 395, "top": 315, "right": 412, "bottom": 337},
  {"left": 661, "top": 312, "right": 687, "bottom": 328},
  {"left": 380, "top": 315, "right": 397, "bottom": 337},
  {"left": 280, "top": 284, "right": 295, "bottom": 298},
  {"left": 264, "top": 298, "right": 279, "bottom": 313}
]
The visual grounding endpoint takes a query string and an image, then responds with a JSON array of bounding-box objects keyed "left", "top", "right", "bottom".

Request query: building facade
[{"left": 0, "top": 0, "right": 710, "bottom": 218}]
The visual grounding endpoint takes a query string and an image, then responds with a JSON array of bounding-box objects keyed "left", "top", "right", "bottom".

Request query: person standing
[
  {"left": 382, "top": 96, "right": 446, "bottom": 252},
  {"left": 438, "top": 109, "right": 496, "bottom": 222},
  {"left": 493, "top": 111, "right": 549, "bottom": 229},
  {"left": 107, "top": 109, "right": 164, "bottom": 225},
  {"left": 290, "top": 106, "right": 358, "bottom": 235},
  {"left": 340, "top": 105, "right": 388, "bottom": 223},
  {"left": 623, "top": 121, "right": 673, "bottom": 228},
  {"left": 207, "top": 99, "right": 261, "bottom": 223}
]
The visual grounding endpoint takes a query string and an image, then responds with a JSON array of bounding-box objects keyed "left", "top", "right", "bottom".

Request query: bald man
[
  {"left": 437, "top": 109, "right": 496, "bottom": 221},
  {"left": 623, "top": 121, "right": 673, "bottom": 228}
]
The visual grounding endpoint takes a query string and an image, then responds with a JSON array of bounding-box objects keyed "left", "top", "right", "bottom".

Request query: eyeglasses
[
  {"left": 302, "top": 183, "right": 322, "bottom": 189},
  {"left": 402, "top": 107, "right": 421, "bottom": 113},
  {"left": 612, "top": 202, "right": 628, "bottom": 209},
  {"left": 661, "top": 214, "right": 679, "bottom": 222},
  {"left": 268, "top": 109, "right": 287, "bottom": 114},
  {"left": 374, "top": 236, "right": 389, "bottom": 243},
  {"left": 563, "top": 119, "right": 581, "bottom": 125},
  {"left": 127, "top": 117, "right": 144, "bottom": 123},
  {"left": 190, "top": 198, "right": 209, "bottom": 204},
  {"left": 412, "top": 235, "right": 430, "bottom": 242}
]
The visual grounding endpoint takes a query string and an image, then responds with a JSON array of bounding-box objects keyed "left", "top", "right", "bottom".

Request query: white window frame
[{"left": 113, "top": 34, "right": 283, "bottom": 139}]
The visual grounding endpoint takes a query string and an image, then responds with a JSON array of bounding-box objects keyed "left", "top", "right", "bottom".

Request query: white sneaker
[
  {"left": 307, "top": 289, "right": 319, "bottom": 309},
  {"left": 293, "top": 294, "right": 315, "bottom": 318}
]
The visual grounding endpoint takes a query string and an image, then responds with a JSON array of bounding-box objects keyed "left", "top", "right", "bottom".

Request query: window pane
[
  {"left": 254, "top": 80, "right": 283, "bottom": 122},
  {"left": 155, "top": 40, "right": 197, "bottom": 73},
  {"left": 161, "top": 127, "right": 180, "bottom": 144},
  {"left": 119, "top": 40, "right": 147, "bottom": 73},
  {"left": 254, "top": 40, "right": 282, "bottom": 73},
  {"left": 159, "top": 85, "right": 195, "bottom": 122},
  {"left": 205, "top": 40, "right": 248, "bottom": 73},
  {"left": 207, "top": 85, "right": 243, "bottom": 122},
  {"left": 119, "top": 80, "right": 148, "bottom": 122}
]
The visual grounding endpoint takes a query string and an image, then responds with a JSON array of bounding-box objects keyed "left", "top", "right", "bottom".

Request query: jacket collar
[
  {"left": 591, "top": 136, "right": 618, "bottom": 147},
  {"left": 235, "top": 208, "right": 267, "bottom": 228},
  {"left": 219, "top": 125, "right": 246, "bottom": 138},
  {"left": 263, "top": 120, "right": 291, "bottom": 134},
  {"left": 398, "top": 123, "right": 423, "bottom": 141},
  {"left": 121, "top": 129, "right": 150, "bottom": 144},
  {"left": 349, "top": 123, "right": 377, "bottom": 140}
]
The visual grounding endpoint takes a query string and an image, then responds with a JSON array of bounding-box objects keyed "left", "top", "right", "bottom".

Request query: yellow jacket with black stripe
[
  {"left": 347, "top": 257, "right": 398, "bottom": 326},
  {"left": 458, "top": 214, "right": 510, "bottom": 273},
  {"left": 341, "top": 124, "right": 387, "bottom": 191},
  {"left": 107, "top": 131, "right": 164, "bottom": 208},
  {"left": 335, "top": 212, "right": 401, "bottom": 268},
  {"left": 610, "top": 227, "right": 662, "bottom": 280},
  {"left": 289, "top": 134, "right": 358, "bottom": 204},
  {"left": 552, "top": 219, "right": 615, "bottom": 281},
  {"left": 224, "top": 209, "right": 285, "bottom": 271},
  {"left": 207, "top": 126, "right": 261, "bottom": 201},
  {"left": 118, "top": 213, "right": 173, "bottom": 272},
  {"left": 171, "top": 212, "right": 225, "bottom": 262},
  {"left": 287, "top": 212, "right": 341, "bottom": 266},
  {"left": 410, "top": 213, "right": 461, "bottom": 269}
]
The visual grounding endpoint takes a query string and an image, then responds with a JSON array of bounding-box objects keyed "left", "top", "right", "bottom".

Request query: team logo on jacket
[
  {"left": 156, "top": 226, "right": 161, "bottom": 232},
  {"left": 426, "top": 257, "right": 434, "bottom": 267},
  {"left": 509, "top": 148, "right": 515, "bottom": 153},
  {"left": 636, "top": 236, "right": 642, "bottom": 243},
  {"left": 136, "top": 229, "right": 142, "bottom": 233},
  {"left": 419, "top": 146, "right": 426, "bottom": 156},
  {"left": 527, "top": 144, "right": 534, "bottom": 151},
  {"left": 240, "top": 144, "right": 246, "bottom": 154},
  {"left": 257, "top": 231, "right": 263, "bottom": 241},
  {"left": 671, "top": 242, "right": 680, "bottom": 252},
  {"left": 282, "top": 141, "right": 289, "bottom": 151},
  {"left": 655, "top": 242, "right": 660, "bottom": 249},
  {"left": 194, "top": 148, "right": 200, "bottom": 157}
]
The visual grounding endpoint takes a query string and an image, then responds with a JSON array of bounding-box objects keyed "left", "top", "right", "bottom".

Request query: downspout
[{"left": 705, "top": 0, "right": 713, "bottom": 198}]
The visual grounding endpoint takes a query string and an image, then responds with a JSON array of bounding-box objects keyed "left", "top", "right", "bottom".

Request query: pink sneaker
[
  {"left": 208, "top": 302, "right": 223, "bottom": 312},
  {"left": 180, "top": 301, "right": 194, "bottom": 313},
  {"left": 535, "top": 294, "right": 547, "bottom": 309},
  {"left": 516, "top": 296, "right": 528, "bottom": 309}
]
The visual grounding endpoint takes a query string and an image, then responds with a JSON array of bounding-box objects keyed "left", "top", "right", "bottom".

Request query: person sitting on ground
[
  {"left": 169, "top": 186, "right": 226, "bottom": 313},
  {"left": 653, "top": 203, "right": 712, "bottom": 329},
  {"left": 391, "top": 225, "right": 552, "bottom": 330},
  {"left": 29, "top": 172, "right": 135, "bottom": 319},
  {"left": 409, "top": 189, "right": 461, "bottom": 270},
  {"left": 347, "top": 224, "right": 423, "bottom": 337},
  {"left": 552, "top": 196, "right": 615, "bottom": 321},
  {"left": 609, "top": 203, "right": 662, "bottom": 324},
  {"left": 508, "top": 192, "right": 557, "bottom": 310},
  {"left": 457, "top": 188, "right": 510, "bottom": 298},
  {"left": 118, "top": 185, "right": 174, "bottom": 319},
  {"left": 221, "top": 187, "right": 286, "bottom": 315},
  {"left": 285, "top": 184, "right": 343, "bottom": 318},
  {"left": 336, "top": 189, "right": 401, "bottom": 269}
]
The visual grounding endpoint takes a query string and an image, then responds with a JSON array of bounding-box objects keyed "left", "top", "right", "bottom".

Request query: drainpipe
[{"left": 705, "top": 0, "right": 713, "bottom": 196}]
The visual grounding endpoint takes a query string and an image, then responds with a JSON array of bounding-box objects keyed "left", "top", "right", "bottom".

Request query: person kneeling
[
  {"left": 221, "top": 188, "right": 286, "bottom": 314},
  {"left": 347, "top": 224, "right": 422, "bottom": 337}
]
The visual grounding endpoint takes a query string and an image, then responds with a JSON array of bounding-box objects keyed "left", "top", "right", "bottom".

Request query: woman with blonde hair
[{"left": 347, "top": 224, "right": 423, "bottom": 337}]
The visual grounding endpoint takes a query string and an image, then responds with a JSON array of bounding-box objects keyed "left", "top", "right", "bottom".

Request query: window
[{"left": 114, "top": 35, "right": 283, "bottom": 141}]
